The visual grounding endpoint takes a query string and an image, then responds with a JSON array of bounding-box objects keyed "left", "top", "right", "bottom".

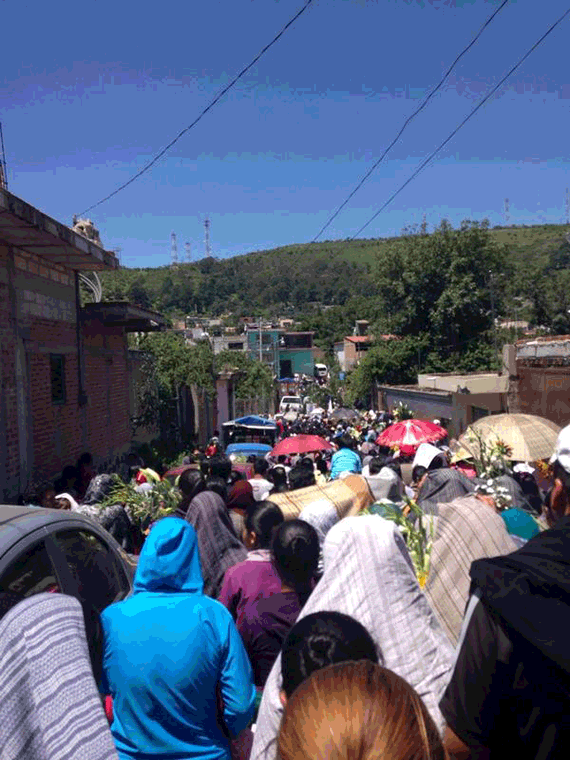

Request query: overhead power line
[
  {"left": 78, "top": 0, "right": 315, "bottom": 217},
  {"left": 312, "top": 0, "right": 510, "bottom": 242},
  {"left": 349, "top": 5, "right": 570, "bottom": 242}
]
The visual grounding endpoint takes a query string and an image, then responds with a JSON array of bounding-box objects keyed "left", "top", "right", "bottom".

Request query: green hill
[{"left": 97, "top": 222, "right": 570, "bottom": 337}]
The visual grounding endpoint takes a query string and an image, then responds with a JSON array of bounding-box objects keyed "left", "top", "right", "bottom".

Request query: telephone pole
[{"left": 185, "top": 241, "right": 191, "bottom": 263}]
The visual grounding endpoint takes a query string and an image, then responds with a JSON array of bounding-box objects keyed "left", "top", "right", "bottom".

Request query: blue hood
[{"left": 134, "top": 517, "right": 203, "bottom": 594}]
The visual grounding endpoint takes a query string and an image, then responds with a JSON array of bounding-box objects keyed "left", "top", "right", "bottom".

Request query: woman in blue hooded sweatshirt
[{"left": 100, "top": 516, "right": 256, "bottom": 760}]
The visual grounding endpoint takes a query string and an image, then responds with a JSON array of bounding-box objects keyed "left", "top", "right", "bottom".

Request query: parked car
[{"left": 0, "top": 505, "right": 134, "bottom": 621}]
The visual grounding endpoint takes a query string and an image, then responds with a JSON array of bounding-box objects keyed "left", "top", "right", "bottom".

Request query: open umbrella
[
  {"left": 452, "top": 413, "right": 561, "bottom": 462},
  {"left": 271, "top": 435, "right": 334, "bottom": 457},
  {"left": 329, "top": 407, "right": 360, "bottom": 422},
  {"left": 376, "top": 419, "right": 447, "bottom": 456}
]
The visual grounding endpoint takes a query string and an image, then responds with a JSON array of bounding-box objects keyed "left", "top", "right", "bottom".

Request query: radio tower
[
  {"left": 565, "top": 187, "right": 569, "bottom": 225},
  {"left": 171, "top": 231, "right": 178, "bottom": 268},
  {"left": 204, "top": 217, "right": 212, "bottom": 258},
  {"left": 503, "top": 197, "right": 510, "bottom": 226},
  {"left": 185, "top": 241, "right": 191, "bottom": 263}
]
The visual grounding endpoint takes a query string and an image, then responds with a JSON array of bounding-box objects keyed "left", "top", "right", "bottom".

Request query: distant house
[{"left": 0, "top": 189, "right": 166, "bottom": 502}]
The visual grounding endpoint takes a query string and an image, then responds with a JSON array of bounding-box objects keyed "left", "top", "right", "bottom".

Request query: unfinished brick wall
[{"left": 1, "top": 243, "right": 133, "bottom": 501}]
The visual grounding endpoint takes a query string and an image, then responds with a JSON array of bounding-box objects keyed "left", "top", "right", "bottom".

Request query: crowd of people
[{"left": 3, "top": 410, "right": 570, "bottom": 759}]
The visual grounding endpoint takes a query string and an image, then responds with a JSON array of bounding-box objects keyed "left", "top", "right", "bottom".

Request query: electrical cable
[
  {"left": 312, "top": 0, "right": 510, "bottom": 242},
  {"left": 77, "top": 0, "right": 315, "bottom": 217},
  {"left": 349, "top": 5, "right": 570, "bottom": 242}
]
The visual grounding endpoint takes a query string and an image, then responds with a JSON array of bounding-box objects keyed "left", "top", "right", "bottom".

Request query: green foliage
[
  {"left": 100, "top": 475, "right": 178, "bottom": 532},
  {"left": 346, "top": 336, "right": 426, "bottom": 405},
  {"left": 215, "top": 350, "right": 274, "bottom": 399}
]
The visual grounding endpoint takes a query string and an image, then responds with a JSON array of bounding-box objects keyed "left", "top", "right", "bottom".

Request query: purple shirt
[
  {"left": 218, "top": 552, "right": 282, "bottom": 628},
  {"left": 239, "top": 592, "right": 302, "bottom": 689}
]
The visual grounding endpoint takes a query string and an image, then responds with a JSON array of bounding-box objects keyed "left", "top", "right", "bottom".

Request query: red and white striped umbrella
[{"left": 376, "top": 419, "right": 447, "bottom": 456}]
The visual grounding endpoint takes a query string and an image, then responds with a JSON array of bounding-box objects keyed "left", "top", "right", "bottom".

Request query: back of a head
[
  {"left": 338, "top": 434, "right": 354, "bottom": 450},
  {"left": 281, "top": 611, "right": 378, "bottom": 699},
  {"left": 271, "top": 520, "right": 319, "bottom": 607},
  {"left": 254, "top": 456, "right": 270, "bottom": 477},
  {"left": 368, "top": 457, "right": 384, "bottom": 476},
  {"left": 205, "top": 477, "right": 227, "bottom": 501},
  {"left": 278, "top": 661, "right": 446, "bottom": 760},
  {"left": 178, "top": 468, "right": 206, "bottom": 499},
  {"left": 289, "top": 466, "right": 316, "bottom": 491},
  {"left": 209, "top": 454, "right": 232, "bottom": 482},
  {"left": 244, "top": 500, "right": 284, "bottom": 549},
  {"left": 270, "top": 466, "right": 289, "bottom": 491}
]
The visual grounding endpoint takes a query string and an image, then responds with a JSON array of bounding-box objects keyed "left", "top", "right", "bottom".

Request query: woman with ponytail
[{"left": 239, "top": 520, "right": 319, "bottom": 689}]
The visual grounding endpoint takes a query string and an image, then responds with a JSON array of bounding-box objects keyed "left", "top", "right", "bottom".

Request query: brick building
[
  {"left": 510, "top": 336, "right": 570, "bottom": 427},
  {"left": 0, "top": 190, "right": 164, "bottom": 502}
]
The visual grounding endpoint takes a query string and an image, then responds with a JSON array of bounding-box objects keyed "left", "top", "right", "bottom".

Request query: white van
[
  {"left": 279, "top": 395, "right": 303, "bottom": 416},
  {"left": 314, "top": 363, "right": 328, "bottom": 380}
]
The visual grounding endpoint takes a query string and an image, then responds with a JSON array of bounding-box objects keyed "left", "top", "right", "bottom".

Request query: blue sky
[{"left": 3, "top": 0, "right": 570, "bottom": 267}]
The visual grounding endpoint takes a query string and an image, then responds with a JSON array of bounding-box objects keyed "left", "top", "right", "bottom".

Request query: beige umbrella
[{"left": 452, "top": 413, "right": 561, "bottom": 463}]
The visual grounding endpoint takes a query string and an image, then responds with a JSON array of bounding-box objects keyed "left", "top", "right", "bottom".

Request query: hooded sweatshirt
[{"left": 101, "top": 517, "right": 256, "bottom": 760}]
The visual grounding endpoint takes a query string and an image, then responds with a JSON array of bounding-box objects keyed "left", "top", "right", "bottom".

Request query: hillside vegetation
[{"left": 97, "top": 219, "right": 570, "bottom": 403}]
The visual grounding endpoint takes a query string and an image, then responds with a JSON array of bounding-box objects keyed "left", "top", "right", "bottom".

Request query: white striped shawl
[{"left": 0, "top": 594, "right": 118, "bottom": 760}]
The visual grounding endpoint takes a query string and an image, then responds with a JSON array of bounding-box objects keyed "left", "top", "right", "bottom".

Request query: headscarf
[
  {"left": 250, "top": 516, "right": 454, "bottom": 760},
  {"left": 0, "top": 594, "right": 118, "bottom": 760},
  {"left": 73, "top": 474, "right": 134, "bottom": 552},
  {"left": 298, "top": 500, "right": 339, "bottom": 577},
  {"left": 471, "top": 515, "right": 570, "bottom": 674},
  {"left": 424, "top": 495, "right": 517, "bottom": 647},
  {"left": 364, "top": 466, "right": 405, "bottom": 504},
  {"left": 417, "top": 468, "right": 475, "bottom": 516},
  {"left": 226, "top": 481, "right": 255, "bottom": 510},
  {"left": 185, "top": 491, "right": 247, "bottom": 598}
]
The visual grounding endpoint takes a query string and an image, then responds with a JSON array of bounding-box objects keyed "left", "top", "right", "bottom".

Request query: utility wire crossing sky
[{"left": 3, "top": 0, "right": 570, "bottom": 267}]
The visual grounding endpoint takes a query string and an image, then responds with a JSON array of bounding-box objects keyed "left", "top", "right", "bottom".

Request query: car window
[
  {"left": 53, "top": 529, "right": 130, "bottom": 613},
  {"left": 0, "top": 540, "right": 60, "bottom": 618}
]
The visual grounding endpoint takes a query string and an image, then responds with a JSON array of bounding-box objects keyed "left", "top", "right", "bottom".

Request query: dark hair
[
  {"left": 77, "top": 452, "right": 93, "bottom": 468},
  {"left": 289, "top": 466, "right": 316, "bottom": 491},
  {"left": 278, "top": 455, "right": 288, "bottom": 464},
  {"left": 199, "top": 457, "right": 210, "bottom": 477},
  {"left": 299, "top": 457, "right": 314, "bottom": 472},
  {"left": 269, "top": 466, "right": 288, "bottom": 493},
  {"left": 177, "top": 469, "right": 206, "bottom": 517},
  {"left": 209, "top": 455, "right": 232, "bottom": 481},
  {"left": 281, "top": 611, "right": 379, "bottom": 698},
  {"left": 271, "top": 520, "right": 319, "bottom": 607},
  {"left": 254, "top": 457, "right": 269, "bottom": 476},
  {"left": 412, "top": 465, "right": 427, "bottom": 484},
  {"left": 368, "top": 457, "right": 384, "bottom": 476},
  {"left": 228, "top": 470, "right": 244, "bottom": 486},
  {"left": 338, "top": 434, "right": 354, "bottom": 450},
  {"left": 244, "top": 501, "right": 284, "bottom": 549},
  {"left": 206, "top": 477, "right": 227, "bottom": 501}
]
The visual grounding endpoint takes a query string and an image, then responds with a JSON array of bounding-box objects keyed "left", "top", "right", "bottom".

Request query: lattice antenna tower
[
  {"left": 0, "top": 122, "right": 8, "bottom": 190},
  {"left": 204, "top": 216, "right": 212, "bottom": 258},
  {"left": 185, "top": 242, "right": 191, "bottom": 262},
  {"left": 171, "top": 231, "right": 178, "bottom": 268},
  {"left": 565, "top": 187, "right": 569, "bottom": 225},
  {"left": 503, "top": 197, "right": 510, "bottom": 226}
]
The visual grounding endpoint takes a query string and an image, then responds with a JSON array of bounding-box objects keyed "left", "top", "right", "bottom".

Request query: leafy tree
[{"left": 215, "top": 350, "right": 274, "bottom": 399}]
